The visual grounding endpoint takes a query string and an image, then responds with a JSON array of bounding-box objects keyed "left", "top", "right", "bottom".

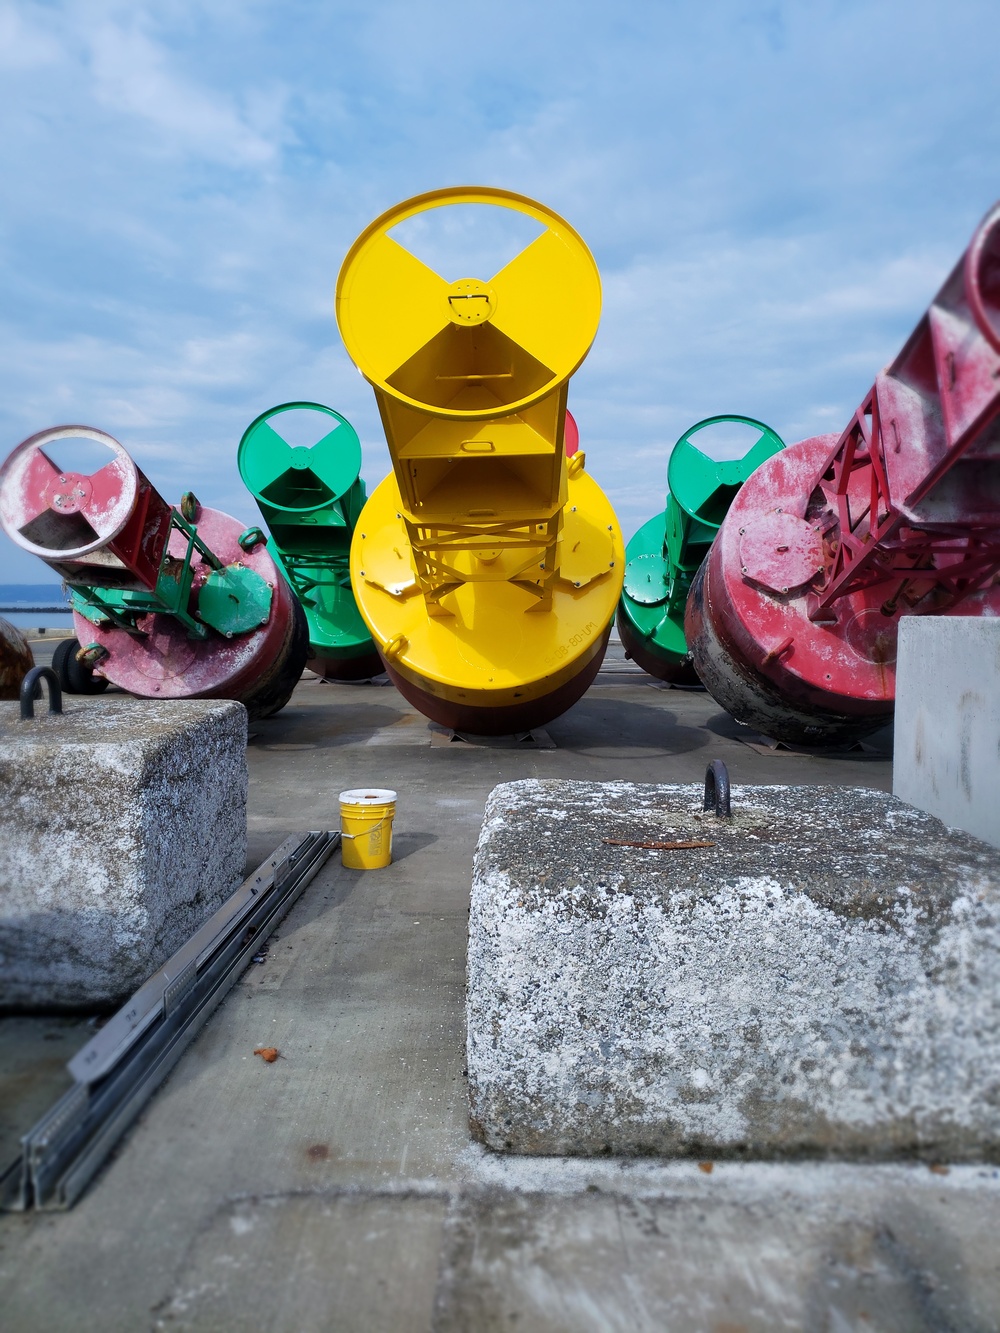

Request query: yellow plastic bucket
[{"left": 339, "top": 788, "right": 397, "bottom": 869}]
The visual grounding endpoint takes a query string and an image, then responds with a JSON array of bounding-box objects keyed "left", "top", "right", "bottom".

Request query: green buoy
[
  {"left": 238, "top": 402, "right": 382, "bottom": 680},
  {"left": 617, "top": 415, "right": 784, "bottom": 684}
]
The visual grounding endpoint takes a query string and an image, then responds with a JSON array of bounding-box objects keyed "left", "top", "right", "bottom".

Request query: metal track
[{"left": 0, "top": 830, "right": 339, "bottom": 1212}]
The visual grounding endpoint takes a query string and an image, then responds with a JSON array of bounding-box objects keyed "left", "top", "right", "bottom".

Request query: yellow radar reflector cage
[{"left": 336, "top": 186, "right": 623, "bottom": 734}]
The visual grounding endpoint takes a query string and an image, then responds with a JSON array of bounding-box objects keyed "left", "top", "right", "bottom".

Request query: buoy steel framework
[
  {"left": 238, "top": 402, "right": 382, "bottom": 681},
  {"left": 0, "top": 426, "right": 307, "bottom": 718},
  {"left": 336, "top": 187, "right": 624, "bottom": 734},
  {"left": 616, "top": 416, "right": 784, "bottom": 684},
  {"left": 686, "top": 201, "right": 1000, "bottom": 745}
]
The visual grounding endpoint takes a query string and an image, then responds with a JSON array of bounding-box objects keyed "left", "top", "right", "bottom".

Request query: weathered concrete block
[
  {"left": 0, "top": 697, "right": 247, "bottom": 1009},
  {"left": 894, "top": 615, "right": 1000, "bottom": 849},
  {"left": 468, "top": 779, "right": 1000, "bottom": 1159}
]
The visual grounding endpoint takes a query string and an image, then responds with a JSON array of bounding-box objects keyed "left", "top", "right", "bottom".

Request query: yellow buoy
[{"left": 336, "top": 187, "right": 624, "bottom": 733}]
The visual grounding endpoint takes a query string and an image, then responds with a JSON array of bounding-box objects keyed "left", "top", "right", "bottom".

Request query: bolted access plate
[
  {"left": 623, "top": 553, "right": 669, "bottom": 606},
  {"left": 738, "top": 511, "right": 824, "bottom": 594},
  {"left": 197, "top": 565, "right": 273, "bottom": 637}
]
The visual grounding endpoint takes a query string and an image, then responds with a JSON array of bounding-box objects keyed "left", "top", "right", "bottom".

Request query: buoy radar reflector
[{"left": 336, "top": 187, "right": 623, "bottom": 733}]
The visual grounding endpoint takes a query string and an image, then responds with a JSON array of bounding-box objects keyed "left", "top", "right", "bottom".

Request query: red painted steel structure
[
  {"left": 687, "top": 202, "right": 1000, "bottom": 745},
  {"left": 1, "top": 425, "right": 172, "bottom": 590}
]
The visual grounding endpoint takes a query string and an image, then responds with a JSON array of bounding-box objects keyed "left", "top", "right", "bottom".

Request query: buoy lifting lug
[
  {"left": 704, "top": 759, "right": 732, "bottom": 819},
  {"left": 20, "top": 666, "right": 62, "bottom": 720}
]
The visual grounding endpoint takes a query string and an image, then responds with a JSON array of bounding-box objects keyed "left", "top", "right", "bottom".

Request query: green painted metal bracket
[
  {"left": 69, "top": 504, "right": 272, "bottom": 641},
  {"left": 198, "top": 564, "right": 273, "bottom": 637}
]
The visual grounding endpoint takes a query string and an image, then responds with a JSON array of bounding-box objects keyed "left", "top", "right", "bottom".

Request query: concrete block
[
  {"left": 894, "top": 615, "right": 1000, "bottom": 849},
  {"left": 0, "top": 697, "right": 248, "bottom": 1010},
  {"left": 468, "top": 778, "right": 1000, "bottom": 1159}
]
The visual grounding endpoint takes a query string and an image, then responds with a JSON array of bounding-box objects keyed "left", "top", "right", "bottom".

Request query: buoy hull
[
  {"left": 73, "top": 506, "right": 307, "bottom": 719},
  {"left": 382, "top": 624, "right": 611, "bottom": 734},
  {"left": 616, "top": 512, "right": 699, "bottom": 685},
  {"left": 685, "top": 555, "right": 893, "bottom": 745},
  {"left": 0, "top": 616, "right": 34, "bottom": 700},
  {"left": 685, "top": 434, "right": 1000, "bottom": 745},
  {"left": 351, "top": 471, "right": 623, "bottom": 734},
  {"left": 307, "top": 646, "right": 385, "bottom": 682},
  {"left": 616, "top": 607, "right": 700, "bottom": 686}
]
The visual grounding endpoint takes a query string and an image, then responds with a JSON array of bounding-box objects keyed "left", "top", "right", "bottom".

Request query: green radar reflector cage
[
  {"left": 617, "top": 415, "right": 784, "bottom": 684},
  {"left": 238, "top": 402, "right": 382, "bottom": 680}
]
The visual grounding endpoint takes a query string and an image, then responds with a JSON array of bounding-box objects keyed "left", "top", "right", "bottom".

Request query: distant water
[{"left": 0, "top": 583, "right": 72, "bottom": 629}]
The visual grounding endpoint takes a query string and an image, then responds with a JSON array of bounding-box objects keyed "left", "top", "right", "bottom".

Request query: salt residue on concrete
[{"left": 467, "top": 778, "right": 1000, "bottom": 1159}]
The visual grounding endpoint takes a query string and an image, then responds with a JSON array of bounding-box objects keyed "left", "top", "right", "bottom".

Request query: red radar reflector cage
[
  {"left": 687, "top": 202, "right": 1000, "bottom": 746},
  {"left": 0, "top": 426, "right": 171, "bottom": 590}
]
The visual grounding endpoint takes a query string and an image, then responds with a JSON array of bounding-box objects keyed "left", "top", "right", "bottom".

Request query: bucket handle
[{"left": 340, "top": 812, "right": 392, "bottom": 840}]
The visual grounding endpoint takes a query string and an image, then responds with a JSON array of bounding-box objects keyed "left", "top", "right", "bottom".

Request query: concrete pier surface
[{"left": 2, "top": 645, "right": 999, "bottom": 1330}]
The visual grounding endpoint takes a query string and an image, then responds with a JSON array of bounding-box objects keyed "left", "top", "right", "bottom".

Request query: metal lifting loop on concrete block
[
  {"left": 335, "top": 186, "right": 624, "bottom": 734},
  {"left": 617, "top": 416, "right": 784, "bottom": 685},
  {"left": 0, "top": 426, "right": 308, "bottom": 719},
  {"left": 237, "top": 402, "right": 382, "bottom": 681},
  {"left": 686, "top": 202, "right": 1000, "bottom": 747},
  {"left": 703, "top": 759, "right": 732, "bottom": 818},
  {"left": 19, "top": 665, "right": 62, "bottom": 720}
]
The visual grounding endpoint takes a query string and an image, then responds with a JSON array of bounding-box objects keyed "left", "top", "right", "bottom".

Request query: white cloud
[
  {"left": 0, "top": 4, "right": 61, "bottom": 69},
  {"left": 85, "top": 19, "right": 280, "bottom": 166},
  {"left": 2, "top": 0, "right": 1000, "bottom": 585}
]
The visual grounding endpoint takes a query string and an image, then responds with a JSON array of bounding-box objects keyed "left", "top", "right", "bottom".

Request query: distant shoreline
[
  {"left": 0, "top": 584, "right": 71, "bottom": 626},
  {"left": 0, "top": 583, "right": 69, "bottom": 599}
]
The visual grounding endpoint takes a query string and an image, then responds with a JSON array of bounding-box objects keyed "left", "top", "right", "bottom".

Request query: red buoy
[
  {"left": 687, "top": 204, "right": 1000, "bottom": 745},
  {"left": 0, "top": 427, "right": 307, "bottom": 718}
]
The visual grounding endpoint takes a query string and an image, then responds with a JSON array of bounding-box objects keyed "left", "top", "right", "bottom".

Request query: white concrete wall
[{"left": 894, "top": 615, "right": 1000, "bottom": 849}]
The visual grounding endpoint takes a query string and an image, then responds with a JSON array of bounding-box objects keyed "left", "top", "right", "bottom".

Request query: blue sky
[{"left": 2, "top": 0, "right": 999, "bottom": 582}]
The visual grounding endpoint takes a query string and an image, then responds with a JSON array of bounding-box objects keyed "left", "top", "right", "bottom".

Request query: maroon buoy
[
  {"left": 381, "top": 624, "right": 612, "bottom": 735},
  {"left": 0, "top": 616, "right": 34, "bottom": 701},
  {"left": 71, "top": 505, "right": 307, "bottom": 718},
  {"left": 0, "top": 427, "right": 307, "bottom": 719},
  {"left": 687, "top": 203, "right": 1000, "bottom": 746}
]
